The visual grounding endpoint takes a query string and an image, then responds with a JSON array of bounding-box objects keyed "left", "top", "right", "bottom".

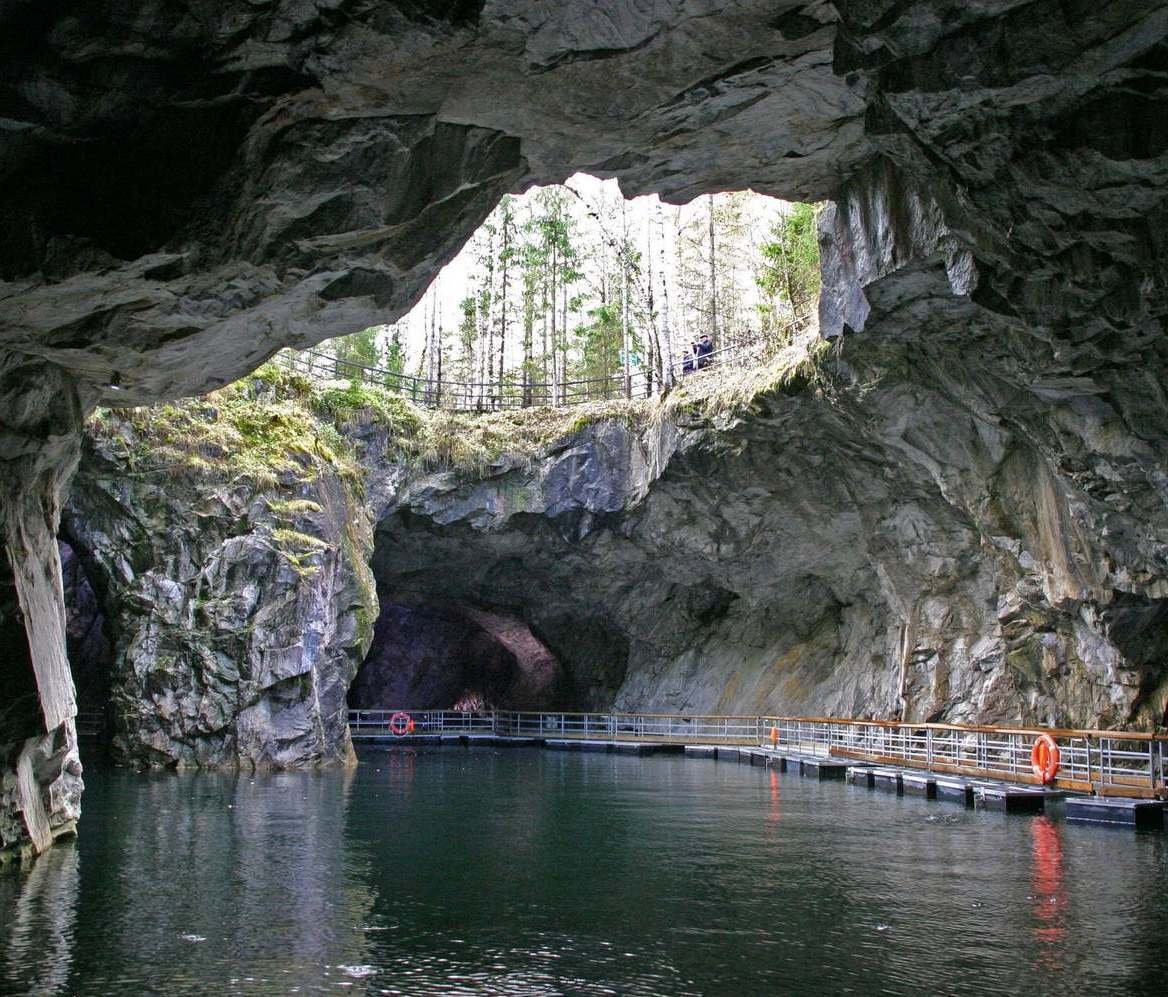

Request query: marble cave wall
[{"left": 1, "top": 1, "right": 1167, "bottom": 854}]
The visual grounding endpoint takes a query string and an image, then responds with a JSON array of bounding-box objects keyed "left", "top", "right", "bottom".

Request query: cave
[
  {"left": 348, "top": 601, "right": 567, "bottom": 712},
  {"left": 2, "top": 2, "right": 1168, "bottom": 865}
]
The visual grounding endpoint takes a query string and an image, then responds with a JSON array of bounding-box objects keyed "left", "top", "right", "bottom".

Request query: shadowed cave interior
[
  {"left": 59, "top": 540, "right": 113, "bottom": 726},
  {"left": 347, "top": 602, "right": 568, "bottom": 712}
]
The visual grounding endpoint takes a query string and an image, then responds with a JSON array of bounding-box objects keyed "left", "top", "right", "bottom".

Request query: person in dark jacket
[{"left": 694, "top": 333, "right": 714, "bottom": 369}]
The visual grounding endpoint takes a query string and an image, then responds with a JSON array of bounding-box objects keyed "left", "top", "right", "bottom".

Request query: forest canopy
[{"left": 304, "top": 178, "right": 821, "bottom": 406}]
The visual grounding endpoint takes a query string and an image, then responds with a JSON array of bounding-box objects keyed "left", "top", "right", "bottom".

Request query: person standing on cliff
[{"left": 695, "top": 333, "right": 714, "bottom": 369}]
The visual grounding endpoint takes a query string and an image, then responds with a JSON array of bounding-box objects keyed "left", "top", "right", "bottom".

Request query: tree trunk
[
  {"left": 498, "top": 216, "right": 510, "bottom": 403},
  {"left": 644, "top": 213, "right": 658, "bottom": 396},
  {"left": 540, "top": 272, "right": 549, "bottom": 404},
  {"left": 621, "top": 199, "right": 632, "bottom": 399},
  {"left": 707, "top": 194, "right": 717, "bottom": 345},
  {"left": 549, "top": 240, "right": 559, "bottom": 405},
  {"left": 656, "top": 201, "right": 676, "bottom": 389},
  {"left": 484, "top": 228, "right": 496, "bottom": 406},
  {"left": 560, "top": 280, "right": 568, "bottom": 404}
]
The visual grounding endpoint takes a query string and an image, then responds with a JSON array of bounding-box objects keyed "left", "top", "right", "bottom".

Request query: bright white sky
[{"left": 371, "top": 173, "right": 794, "bottom": 366}]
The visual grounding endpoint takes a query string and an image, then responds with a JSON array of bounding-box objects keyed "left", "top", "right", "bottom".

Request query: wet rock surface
[
  {"left": 0, "top": 358, "right": 90, "bottom": 860},
  {"left": 369, "top": 333, "right": 1168, "bottom": 730},
  {"left": 39, "top": 312, "right": 1168, "bottom": 780}
]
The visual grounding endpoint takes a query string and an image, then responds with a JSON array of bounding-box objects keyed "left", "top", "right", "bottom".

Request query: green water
[{"left": 2, "top": 746, "right": 1166, "bottom": 995}]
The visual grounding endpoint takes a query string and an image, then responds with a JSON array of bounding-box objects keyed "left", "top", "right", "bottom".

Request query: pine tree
[
  {"left": 655, "top": 200, "right": 676, "bottom": 388},
  {"left": 332, "top": 326, "right": 380, "bottom": 379},
  {"left": 496, "top": 195, "right": 516, "bottom": 401},
  {"left": 383, "top": 322, "right": 407, "bottom": 390},
  {"left": 757, "top": 202, "right": 821, "bottom": 335}
]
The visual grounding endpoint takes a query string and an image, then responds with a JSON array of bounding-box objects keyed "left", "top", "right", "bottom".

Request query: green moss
[
  {"left": 268, "top": 527, "right": 328, "bottom": 579},
  {"left": 1006, "top": 642, "right": 1043, "bottom": 684},
  {"left": 396, "top": 399, "right": 647, "bottom": 476},
  {"left": 89, "top": 375, "right": 362, "bottom": 487},
  {"left": 659, "top": 334, "right": 835, "bottom": 423},
  {"left": 89, "top": 334, "right": 834, "bottom": 486},
  {"left": 251, "top": 362, "right": 313, "bottom": 397},
  {"left": 270, "top": 528, "right": 329, "bottom": 552},
  {"left": 312, "top": 381, "right": 424, "bottom": 437},
  {"left": 265, "top": 498, "right": 324, "bottom": 518},
  {"left": 352, "top": 605, "right": 375, "bottom": 651}
]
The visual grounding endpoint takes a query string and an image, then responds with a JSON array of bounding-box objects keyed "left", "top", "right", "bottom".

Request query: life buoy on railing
[
  {"left": 390, "top": 711, "right": 413, "bottom": 736},
  {"left": 1030, "top": 733, "right": 1060, "bottom": 784},
  {"left": 770, "top": 727, "right": 779, "bottom": 747}
]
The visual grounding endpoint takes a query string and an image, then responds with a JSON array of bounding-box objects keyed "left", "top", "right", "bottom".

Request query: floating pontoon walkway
[{"left": 350, "top": 709, "right": 1167, "bottom": 829}]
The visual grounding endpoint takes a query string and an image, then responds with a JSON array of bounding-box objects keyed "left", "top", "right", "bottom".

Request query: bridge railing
[
  {"left": 274, "top": 323, "right": 807, "bottom": 413},
  {"left": 761, "top": 717, "right": 1167, "bottom": 797},
  {"left": 349, "top": 709, "right": 496, "bottom": 736},
  {"left": 348, "top": 709, "right": 1168, "bottom": 797},
  {"left": 496, "top": 711, "right": 762, "bottom": 742}
]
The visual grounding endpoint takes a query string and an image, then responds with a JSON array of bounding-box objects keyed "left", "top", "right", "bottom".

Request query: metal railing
[
  {"left": 275, "top": 326, "right": 795, "bottom": 413},
  {"left": 349, "top": 709, "right": 496, "bottom": 736},
  {"left": 495, "top": 711, "right": 762, "bottom": 742},
  {"left": 348, "top": 709, "right": 1168, "bottom": 799},
  {"left": 765, "top": 717, "right": 1168, "bottom": 798}
]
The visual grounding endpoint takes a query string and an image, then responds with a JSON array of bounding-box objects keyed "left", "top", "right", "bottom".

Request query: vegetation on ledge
[
  {"left": 88, "top": 334, "right": 834, "bottom": 483},
  {"left": 87, "top": 374, "right": 361, "bottom": 488}
]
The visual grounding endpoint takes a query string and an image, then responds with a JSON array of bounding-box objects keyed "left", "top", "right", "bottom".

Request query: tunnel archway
[{"left": 348, "top": 601, "right": 567, "bottom": 712}]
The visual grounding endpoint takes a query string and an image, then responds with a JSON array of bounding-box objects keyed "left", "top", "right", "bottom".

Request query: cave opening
[
  {"left": 347, "top": 601, "right": 568, "bottom": 713},
  {"left": 304, "top": 175, "right": 822, "bottom": 409}
]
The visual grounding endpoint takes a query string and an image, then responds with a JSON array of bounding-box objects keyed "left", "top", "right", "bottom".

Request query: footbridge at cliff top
[
  {"left": 349, "top": 710, "right": 1168, "bottom": 805},
  {"left": 279, "top": 325, "right": 793, "bottom": 412}
]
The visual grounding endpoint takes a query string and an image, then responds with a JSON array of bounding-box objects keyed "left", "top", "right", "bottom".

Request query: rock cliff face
[
  {"left": 57, "top": 336, "right": 1168, "bottom": 778},
  {"left": 62, "top": 381, "right": 376, "bottom": 769},
  {"left": 0, "top": 358, "right": 89, "bottom": 862},
  {"left": 1, "top": 2, "right": 1163, "bottom": 408},
  {"left": 370, "top": 338, "right": 1168, "bottom": 730}
]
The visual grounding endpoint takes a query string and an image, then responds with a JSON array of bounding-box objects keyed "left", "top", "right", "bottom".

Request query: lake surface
[{"left": 2, "top": 746, "right": 1166, "bottom": 996}]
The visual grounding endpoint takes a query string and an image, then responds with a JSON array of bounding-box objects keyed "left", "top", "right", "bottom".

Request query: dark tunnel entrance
[
  {"left": 59, "top": 540, "right": 114, "bottom": 748},
  {"left": 347, "top": 602, "right": 568, "bottom": 712}
]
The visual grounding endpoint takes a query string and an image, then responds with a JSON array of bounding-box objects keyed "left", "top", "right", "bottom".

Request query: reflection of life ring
[
  {"left": 1030, "top": 734, "right": 1060, "bottom": 784},
  {"left": 390, "top": 712, "right": 413, "bottom": 736}
]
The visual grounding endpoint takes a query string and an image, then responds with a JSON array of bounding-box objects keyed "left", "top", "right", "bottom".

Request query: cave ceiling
[{"left": 0, "top": 1, "right": 1166, "bottom": 405}]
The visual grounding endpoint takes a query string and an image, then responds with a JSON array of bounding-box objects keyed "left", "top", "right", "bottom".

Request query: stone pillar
[{"left": 0, "top": 353, "right": 90, "bottom": 862}]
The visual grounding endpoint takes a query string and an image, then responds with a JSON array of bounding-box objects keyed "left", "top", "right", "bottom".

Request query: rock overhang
[{"left": 5, "top": 2, "right": 1164, "bottom": 407}]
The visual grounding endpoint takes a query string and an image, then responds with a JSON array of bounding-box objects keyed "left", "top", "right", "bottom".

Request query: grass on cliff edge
[
  {"left": 88, "top": 379, "right": 362, "bottom": 488},
  {"left": 88, "top": 335, "right": 832, "bottom": 483}
]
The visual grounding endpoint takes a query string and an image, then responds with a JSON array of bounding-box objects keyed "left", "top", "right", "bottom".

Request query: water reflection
[
  {"left": 1030, "top": 816, "right": 1067, "bottom": 957},
  {"left": 2, "top": 750, "right": 1167, "bottom": 995},
  {"left": 1, "top": 843, "right": 79, "bottom": 994},
  {"left": 766, "top": 768, "right": 781, "bottom": 832},
  {"left": 0, "top": 763, "right": 379, "bottom": 995}
]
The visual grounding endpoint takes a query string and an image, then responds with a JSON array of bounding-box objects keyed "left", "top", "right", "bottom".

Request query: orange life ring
[
  {"left": 770, "top": 727, "right": 779, "bottom": 747},
  {"left": 389, "top": 711, "right": 412, "bottom": 736},
  {"left": 1030, "top": 734, "right": 1060, "bottom": 784}
]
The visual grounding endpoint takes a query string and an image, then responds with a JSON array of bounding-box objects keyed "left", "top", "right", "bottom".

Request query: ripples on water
[{"left": 1, "top": 748, "right": 1166, "bottom": 995}]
